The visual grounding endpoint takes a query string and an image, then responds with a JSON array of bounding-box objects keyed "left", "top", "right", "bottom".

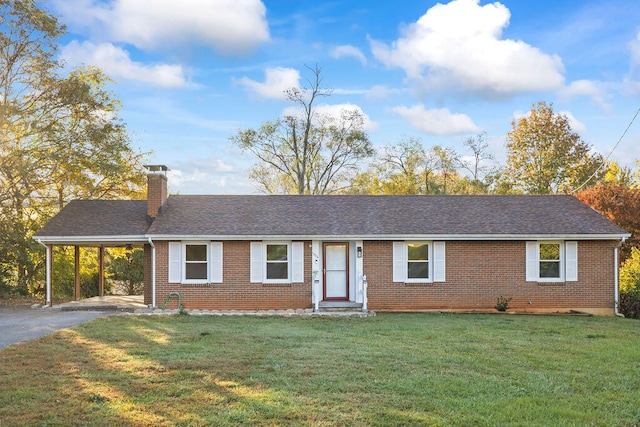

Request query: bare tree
[{"left": 232, "top": 65, "right": 373, "bottom": 194}]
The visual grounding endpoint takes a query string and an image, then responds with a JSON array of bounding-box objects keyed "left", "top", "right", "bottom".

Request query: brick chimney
[{"left": 145, "top": 165, "right": 169, "bottom": 219}]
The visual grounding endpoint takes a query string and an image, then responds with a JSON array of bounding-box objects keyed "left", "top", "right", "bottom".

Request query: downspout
[
  {"left": 37, "top": 240, "right": 52, "bottom": 307},
  {"left": 614, "top": 238, "right": 626, "bottom": 318},
  {"left": 148, "top": 238, "right": 156, "bottom": 308}
]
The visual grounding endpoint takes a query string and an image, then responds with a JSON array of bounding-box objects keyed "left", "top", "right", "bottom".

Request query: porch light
[{"left": 357, "top": 246, "right": 362, "bottom": 258}]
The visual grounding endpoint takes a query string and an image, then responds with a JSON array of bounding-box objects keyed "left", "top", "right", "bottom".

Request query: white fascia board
[
  {"left": 145, "top": 233, "right": 630, "bottom": 241},
  {"left": 32, "top": 235, "right": 149, "bottom": 245}
]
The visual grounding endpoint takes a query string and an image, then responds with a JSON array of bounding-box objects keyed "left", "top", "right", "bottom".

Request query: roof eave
[
  {"left": 144, "top": 233, "right": 631, "bottom": 241},
  {"left": 33, "top": 235, "right": 149, "bottom": 246}
]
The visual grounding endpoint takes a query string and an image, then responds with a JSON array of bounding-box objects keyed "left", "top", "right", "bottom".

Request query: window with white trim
[
  {"left": 393, "top": 241, "right": 446, "bottom": 283},
  {"left": 250, "top": 241, "right": 305, "bottom": 284},
  {"left": 185, "top": 244, "right": 208, "bottom": 281},
  {"left": 168, "top": 242, "right": 223, "bottom": 284},
  {"left": 266, "top": 243, "right": 289, "bottom": 281},
  {"left": 539, "top": 243, "right": 561, "bottom": 279},
  {"left": 526, "top": 241, "right": 577, "bottom": 282},
  {"left": 407, "top": 242, "right": 430, "bottom": 281}
]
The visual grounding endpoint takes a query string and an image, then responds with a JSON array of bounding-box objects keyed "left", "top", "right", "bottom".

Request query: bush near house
[{"left": 620, "top": 288, "right": 640, "bottom": 319}]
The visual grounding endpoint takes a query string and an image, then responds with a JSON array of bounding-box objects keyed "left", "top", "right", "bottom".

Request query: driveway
[{"left": 0, "top": 305, "right": 114, "bottom": 349}]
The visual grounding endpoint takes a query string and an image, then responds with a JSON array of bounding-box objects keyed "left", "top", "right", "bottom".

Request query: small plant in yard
[{"left": 495, "top": 296, "right": 512, "bottom": 311}]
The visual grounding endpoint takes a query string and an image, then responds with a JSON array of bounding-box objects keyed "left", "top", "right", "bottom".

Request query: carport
[{"left": 34, "top": 200, "right": 151, "bottom": 307}]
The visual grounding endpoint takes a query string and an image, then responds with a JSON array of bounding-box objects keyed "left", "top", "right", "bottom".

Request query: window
[
  {"left": 407, "top": 243, "right": 430, "bottom": 280},
  {"left": 168, "top": 242, "right": 223, "bottom": 284},
  {"left": 185, "top": 244, "right": 207, "bottom": 280},
  {"left": 266, "top": 243, "right": 289, "bottom": 281},
  {"left": 525, "top": 241, "right": 577, "bottom": 282},
  {"left": 393, "top": 241, "right": 446, "bottom": 283},
  {"left": 539, "top": 243, "right": 560, "bottom": 279},
  {"left": 250, "top": 242, "right": 305, "bottom": 284}
]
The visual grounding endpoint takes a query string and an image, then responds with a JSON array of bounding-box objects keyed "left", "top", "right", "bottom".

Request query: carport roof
[{"left": 34, "top": 200, "right": 149, "bottom": 244}]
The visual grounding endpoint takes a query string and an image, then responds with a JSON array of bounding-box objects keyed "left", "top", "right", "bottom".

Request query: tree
[
  {"left": 575, "top": 183, "right": 640, "bottom": 263},
  {"left": 503, "top": 101, "right": 604, "bottom": 194},
  {"left": 347, "top": 138, "right": 497, "bottom": 195},
  {"left": 231, "top": 65, "right": 373, "bottom": 194},
  {"left": 108, "top": 249, "right": 144, "bottom": 295},
  {"left": 0, "top": 1, "right": 147, "bottom": 296}
]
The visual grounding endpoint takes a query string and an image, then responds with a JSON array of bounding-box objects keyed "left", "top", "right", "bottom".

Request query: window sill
[
  {"left": 180, "top": 283, "right": 211, "bottom": 287},
  {"left": 537, "top": 281, "right": 566, "bottom": 286},
  {"left": 262, "top": 282, "right": 292, "bottom": 287},
  {"left": 404, "top": 282, "right": 435, "bottom": 287}
]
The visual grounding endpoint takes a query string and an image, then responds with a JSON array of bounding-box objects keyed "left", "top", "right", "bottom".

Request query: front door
[{"left": 323, "top": 242, "right": 349, "bottom": 300}]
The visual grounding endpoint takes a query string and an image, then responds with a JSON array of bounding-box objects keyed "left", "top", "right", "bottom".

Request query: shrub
[
  {"left": 619, "top": 288, "right": 640, "bottom": 319},
  {"left": 495, "top": 296, "right": 512, "bottom": 312}
]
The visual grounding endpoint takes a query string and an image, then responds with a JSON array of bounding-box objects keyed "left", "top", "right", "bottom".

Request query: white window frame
[
  {"left": 263, "top": 242, "right": 291, "bottom": 284},
  {"left": 405, "top": 241, "right": 432, "bottom": 283},
  {"left": 538, "top": 241, "right": 563, "bottom": 282},
  {"left": 182, "top": 242, "right": 210, "bottom": 284},
  {"left": 393, "top": 241, "right": 445, "bottom": 283},
  {"left": 526, "top": 241, "right": 577, "bottom": 283},
  {"left": 168, "top": 241, "right": 223, "bottom": 285},
  {"left": 250, "top": 241, "right": 305, "bottom": 284}
]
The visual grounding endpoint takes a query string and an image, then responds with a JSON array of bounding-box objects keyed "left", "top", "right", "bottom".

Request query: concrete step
[{"left": 318, "top": 301, "right": 364, "bottom": 312}]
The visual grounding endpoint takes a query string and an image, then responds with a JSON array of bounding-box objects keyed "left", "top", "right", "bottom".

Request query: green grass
[{"left": 1, "top": 314, "right": 639, "bottom": 426}]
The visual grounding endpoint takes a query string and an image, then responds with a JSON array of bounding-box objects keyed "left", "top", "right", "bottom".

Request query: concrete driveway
[{"left": 0, "top": 305, "right": 113, "bottom": 349}]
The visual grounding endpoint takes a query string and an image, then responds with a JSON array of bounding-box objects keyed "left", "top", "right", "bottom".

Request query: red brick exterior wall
[
  {"left": 152, "top": 240, "right": 313, "bottom": 310},
  {"left": 363, "top": 240, "right": 617, "bottom": 313},
  {"left": 144, "top": 239, "right": 618, "bottom": 313}
]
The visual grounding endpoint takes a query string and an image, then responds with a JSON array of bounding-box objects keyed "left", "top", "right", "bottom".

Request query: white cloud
[
  {"left": 61, "top": 41, "right": 187, "bottom": 87},
  {"left": 282, "top": 103, "right": 378, "bottom": 132},
  {"left": 236, "top": 67, "right": 301, "bottom": 100},
  {"left": 166, "top": 157, "right": 255, "bottom": 195},
  {"left": 391, "top": 104, "right": 480, "bottom": 135},
  {"left": 53, "top": 0, "right": 269, "bottom": 54},
  {"left": 560, "top": 80, "right": 610, "bottom": 109},
  {"left": 370, "top": 0, "right": 564, "bottom": 97},
  {"left": 330, "top": 45, "right": 367, "bottom": 65}
]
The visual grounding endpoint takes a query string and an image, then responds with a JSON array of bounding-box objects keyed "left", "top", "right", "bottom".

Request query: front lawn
[{"left": 0, "top": 313, "right": 638, "bottom": 426}]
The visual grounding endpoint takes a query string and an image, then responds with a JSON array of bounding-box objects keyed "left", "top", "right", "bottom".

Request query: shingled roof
[
  {"left": 34, "top": 194, "right": 629, "bottom": 242},
  {"left": 34, "top": 200, "right": 149, "bottom": 243},
  {"left": 144, "top": 194, "right": 628, "bottom": 238}
]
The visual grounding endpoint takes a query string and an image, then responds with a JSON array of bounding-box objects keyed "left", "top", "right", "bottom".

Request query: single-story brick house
[{"left": 35, "top": 167, "right": 631, "bottom": 315}]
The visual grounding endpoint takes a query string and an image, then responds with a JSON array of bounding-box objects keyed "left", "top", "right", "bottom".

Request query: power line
[{"left": 571, "top": 106, "right": 640, "bottom": 194}]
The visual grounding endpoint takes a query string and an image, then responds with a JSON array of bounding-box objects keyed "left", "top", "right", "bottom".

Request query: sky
[{"left": 49, "top": 0, "right": 640, "bottom": 194}]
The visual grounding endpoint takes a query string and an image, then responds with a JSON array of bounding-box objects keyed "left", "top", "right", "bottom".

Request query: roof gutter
[
  {"left": 144, "top": 233, "right": 632, "bottom": 242},
  {"left": 148, "top": 237, "right": 156, "bottom": 308}
]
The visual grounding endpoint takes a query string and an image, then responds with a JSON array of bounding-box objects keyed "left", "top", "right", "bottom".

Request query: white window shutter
[
  {"left": 291, "top": 242, "right": 304, "bottom": 283},
  {"left": 433, "top": 242, "right": 446, "bottom": 282},
  {"left": 210, "top": 242, "right": 223, "bottom": 283},
  {"left": 525, "top": 241, "right": 538, "bottom": 282},
  {"left": 168, "top": 242, "right": 181, "bottom": 283},
  {"left": 392, "top": 242, "right": 405, "bottom": 282},
  {"left": 250, "top": 242, "right": 263, "bottom": 283},
  {"left": 565, "top": 241, "right": 578, "bottom": 282}
]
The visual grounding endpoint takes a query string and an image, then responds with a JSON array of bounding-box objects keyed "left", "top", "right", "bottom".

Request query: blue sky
[{"left": 50, "top": 0, "right": 640, "bottom": 194}]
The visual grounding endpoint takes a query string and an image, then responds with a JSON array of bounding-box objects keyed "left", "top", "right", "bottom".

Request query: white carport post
[{"left": 37, "top": 240, "right": 52, "bottom": 306}]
